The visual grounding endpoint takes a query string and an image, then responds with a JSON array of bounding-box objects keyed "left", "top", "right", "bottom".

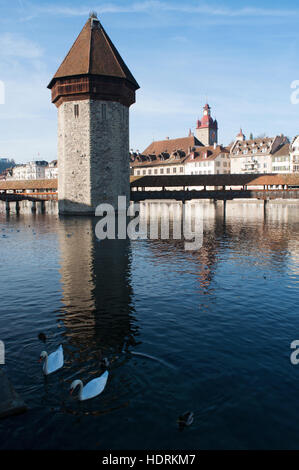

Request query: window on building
[
  {"left": 160, "top": 169, "right": 164, "bottom": 174},
  {"left": 154, "top": 169, "right": 158, "bottom": 174},
  {"left": 137, "top": 170, "right": 140, "bottom": 175},
  {"left": 143, "top": 170, "right": 146, "bottom": 175},
  {"left": 74, "top": 104, "right": 79, "bottom": 118},
  {"left": 173, "top": 168, "right": 176, "bottom": 173},
  {"left": 167, "top": 168, "right": 170, "bottom": 174},
  {"left": 180, "top": 167, "right": 183, "bottom": 173}
]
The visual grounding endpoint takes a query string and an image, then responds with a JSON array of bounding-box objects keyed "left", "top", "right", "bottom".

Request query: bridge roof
[
  {"left": 130, "top": 173, "right": 299, "bottom": 187},
  {"left": 0, "top": 179, "right": 57, "bottom": 190}
]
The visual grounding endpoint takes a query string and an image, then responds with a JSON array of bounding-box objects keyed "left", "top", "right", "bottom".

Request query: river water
[{"left": 0, "top": 200, "right": 299, "bottom": 449}]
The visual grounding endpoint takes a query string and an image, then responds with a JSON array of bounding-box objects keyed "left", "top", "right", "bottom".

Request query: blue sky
[{"left": 0, "top": 0, "right": 298, "bottom": 163}]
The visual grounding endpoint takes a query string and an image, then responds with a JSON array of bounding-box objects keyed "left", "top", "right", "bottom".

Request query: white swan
[
  {"left": 39, "top": 344, "right": 64, "bottom": 375},
  {"left": 70, "top": 370, "right": 109, "bottom": 401}
]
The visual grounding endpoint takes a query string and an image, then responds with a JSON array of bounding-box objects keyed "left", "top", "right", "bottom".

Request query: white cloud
[{"left": 0, "top": 33, "right": 43, "bottom": 59}]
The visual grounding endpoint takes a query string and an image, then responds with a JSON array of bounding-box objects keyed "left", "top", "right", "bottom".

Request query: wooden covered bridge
[
  {"left": 130, "top": 173, "right": 299, "bottom": 202},
  {"left": 1, "top": 174, "right": 299, "bottom": 214}
]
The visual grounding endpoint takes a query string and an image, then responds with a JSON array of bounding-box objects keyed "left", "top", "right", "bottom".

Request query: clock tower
[{"left": 195, "top": 104, "right": 218, "bottom": 146}]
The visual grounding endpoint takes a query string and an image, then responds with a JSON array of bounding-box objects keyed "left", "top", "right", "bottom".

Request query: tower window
[
  {"left": 102, "top": 103, "right": 107, "bottom": 120},
  {"left": 74, "top": 104, "right": 79, "bottom": 118}
]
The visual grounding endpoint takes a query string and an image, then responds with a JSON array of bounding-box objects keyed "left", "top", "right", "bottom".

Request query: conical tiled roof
[{"left": 48, "top": 15, "right": 139, "bottom": 89}]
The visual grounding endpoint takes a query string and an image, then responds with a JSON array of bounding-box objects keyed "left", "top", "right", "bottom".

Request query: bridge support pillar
[
  {"left": 5, "top": 201, "right": 10, "bottom": 213},
  {"left": 264, "top": 199, "right": 268, "bottom": 218},
  {"left": 40, "top": 201, "right": 45, "bottom": 214},
  {"left": 15, "top": 201, "right": 20, "bottom": 214},
  {"left": 31, "top": 201, "right": 36, "bottom": 213}
]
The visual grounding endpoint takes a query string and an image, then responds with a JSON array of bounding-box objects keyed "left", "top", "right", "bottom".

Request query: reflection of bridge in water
[{"left": 137, "top": 200, "right": 299, "bottom": 291}]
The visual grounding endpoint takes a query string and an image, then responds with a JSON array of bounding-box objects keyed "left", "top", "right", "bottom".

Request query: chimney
[{"left": 213, "top": 142, "right": 217, "bottom": 149}]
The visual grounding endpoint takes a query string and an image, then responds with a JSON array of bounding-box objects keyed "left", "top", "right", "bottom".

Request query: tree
[{"left": 0, "top": 158, "right": 15, "bottom": 174}]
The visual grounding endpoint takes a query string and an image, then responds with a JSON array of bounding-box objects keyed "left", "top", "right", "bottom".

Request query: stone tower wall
[
  {"left": 195, "top": 127, "right": 218, "bottom": 146},
  {"left": 195, "top": 128, "right": 209, "bottom": 146},
  {"left": 57, "top": 99, "right": 129, "bottom": 214}
]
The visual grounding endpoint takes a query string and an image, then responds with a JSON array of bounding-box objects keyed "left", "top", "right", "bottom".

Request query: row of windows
[
  {"left": 135, "top": 167, "right": 184, "bottom": 176},
  {"left": 272, "top": 166, "right": 290, "bottom": 171},
  {"left": 236, "top": 148, "right": 268, "bottom": 155},
  {"left": 273, "top": 156, "right": 289, "bottom": 162},
  {"left": 190, "top": 170, "right": 229, "bottom": 175}
]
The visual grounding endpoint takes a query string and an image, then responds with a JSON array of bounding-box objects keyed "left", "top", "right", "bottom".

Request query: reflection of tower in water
[{"left": 58, "top": 217, "right": 138, "bottom": 357}]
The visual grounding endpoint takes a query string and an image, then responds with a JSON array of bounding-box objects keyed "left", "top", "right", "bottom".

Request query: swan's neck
[
  {"left": 73, "top": 380, "right": 84, "bottom": 399},
  {"left": 43, "top": 353, "right": 49, "bottom": 374},
  {"left": 78, "top": 381, "right": 84, "bottom": 399}
]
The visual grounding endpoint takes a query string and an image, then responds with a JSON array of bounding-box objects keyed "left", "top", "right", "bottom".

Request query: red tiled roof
[
  {"left": 0, "top": 179, "right": 57, "bottom": 190},
  {"left": 272, "top": 143, "right": 290, "bottom": 157},
  {"left": 143, "top": 136, "right": 202, "bottom": 156},
  {"left": 184, "top": 145, "right": 229, "bottom": 163}
]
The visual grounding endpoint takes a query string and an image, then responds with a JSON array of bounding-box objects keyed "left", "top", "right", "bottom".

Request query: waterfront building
[
  {"left": 48, "top": 13, "right": 139, "bottom": 214},
  {"left": 45, "top": 160, "right": 58, "bottom": 179},
  {"left": 131, "top": 103, "right": 228, "bottom": 177},
  {"left": 291, "top": 136, "right": 299, "bottom": 173},
  {"left": 130, "top": 141, "right": 230, "bottom": 177},
  {"left": 272, "top": 143, "right": 291, "bottom": 173},
  {"left": 7, "top": 160, "right": 48, "bottom": 180},
  {"left": 230, "top": 132, "right": 288, "bottom": 174},
  {"left": 184, "top": 144, "right": 230, "bottom": 175},
  {"left": 130, "top": 135, "right": 200, "bottom": 176}
]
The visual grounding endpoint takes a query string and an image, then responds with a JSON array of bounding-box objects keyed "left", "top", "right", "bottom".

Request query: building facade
[
  {"left": 184, "top": 145, "right": 230, "bottom": 175},
  {"left": 7, "top": 160, "right": 48, "bottom": 180},
  {"left": 131, "top": 135, "right": 200, "bottom": 176},
  {"left": 271, "top": 143, "right": 291, "bottom": 173},
  {"left": 230, "top": 132, "right": 288, "bottom": 174},
  {"left": 291, "top": 136, "right": 299, "bottom": 173},
  {"left": 48, "top": 13, "right": 139, "bottom": 214},
  {"left": 45, "top": 160, "right": 58, "bottom": 179},
  {"left": 131, "top": 136, "right": 229, "bottom": 177}
]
